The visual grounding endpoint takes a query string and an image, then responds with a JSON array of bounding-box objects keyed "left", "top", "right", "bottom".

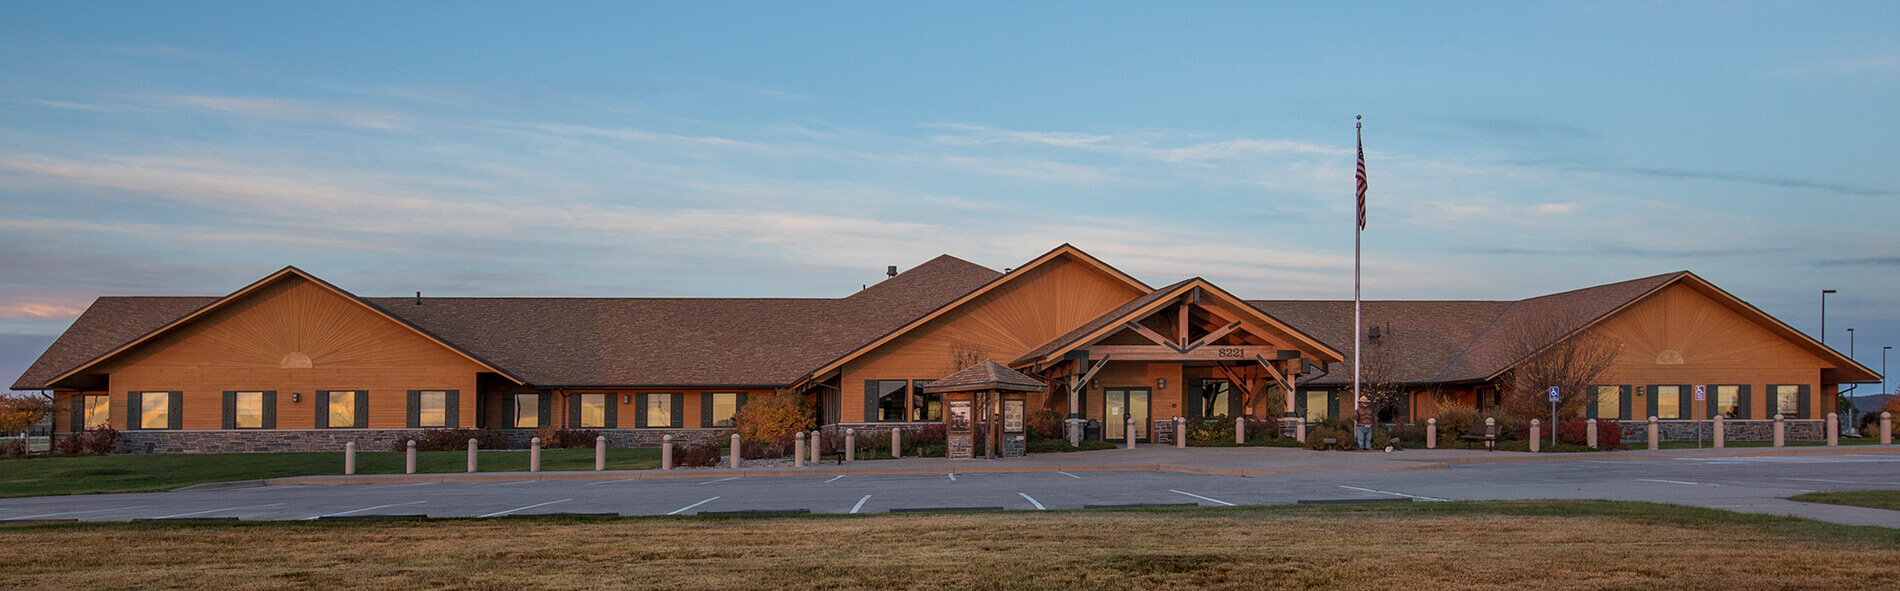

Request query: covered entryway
[{"left": 1103, "top": 388, "right": 1150, "bottom": 443}]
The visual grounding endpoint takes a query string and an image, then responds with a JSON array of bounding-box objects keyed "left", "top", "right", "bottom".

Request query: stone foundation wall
[
  {"left": 113, "top": 428, "right": 732, "bottom": 454},
  {"left": 1618, "top": 419, "right": 1825, "bottom": 443},
  {"left": 491, "top": 428, "right": 727, "bottom": 449}
]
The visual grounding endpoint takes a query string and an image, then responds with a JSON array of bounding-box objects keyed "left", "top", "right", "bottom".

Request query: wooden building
[{"left": 13, "top": 244, "right": 1879, "bottom": 452}]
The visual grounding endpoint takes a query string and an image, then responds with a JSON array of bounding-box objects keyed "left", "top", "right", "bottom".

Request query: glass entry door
[{"left": 1104, "top": 388, "right": 1151, "bottom": 442}]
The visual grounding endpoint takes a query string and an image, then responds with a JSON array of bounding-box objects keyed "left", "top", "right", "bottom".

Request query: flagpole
[{"left": 1354, "top": 116, "right": 1363, "bottom": 414}]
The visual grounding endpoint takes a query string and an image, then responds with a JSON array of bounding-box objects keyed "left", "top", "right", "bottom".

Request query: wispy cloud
[
  {"left": 1817, "top": 256, "right": 1900, "bottom": 267},
  {"left": 1770, "top": 51, "right": 1900, "bottom": 77},
  {"left": 146, "top": 94, "right": 406, "bottom": 130},
  {"left": 1505, "top": 159, "right": 1893, "bottom": 197}
]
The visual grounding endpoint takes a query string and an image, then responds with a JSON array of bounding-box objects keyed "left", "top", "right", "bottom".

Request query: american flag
[{"left": 1355, "top": 126, "right": 1367, "bottom": 230}]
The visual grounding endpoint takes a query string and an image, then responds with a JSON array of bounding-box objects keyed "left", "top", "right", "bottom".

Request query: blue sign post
[{"left": 1548, "top": 386, "right": 1560, "bottom": 450}]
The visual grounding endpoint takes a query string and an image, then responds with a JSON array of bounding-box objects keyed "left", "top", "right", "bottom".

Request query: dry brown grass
[{"left": 3, "top": 502, "right": 1896, "bottom": 590}]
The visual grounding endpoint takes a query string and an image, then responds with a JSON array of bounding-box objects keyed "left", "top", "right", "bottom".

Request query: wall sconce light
[
  {"left": 623, "top": 395, "right": 633, "bottom": 405},
  {"left": 291, "top": 392, "right": 301, "bottom": 403},
  {"left": 1157, "top": 378, "right": 1166, "bottom": 390},
  {"left": 1090, "top": 379, "right": 1100, "bottom": 390}
]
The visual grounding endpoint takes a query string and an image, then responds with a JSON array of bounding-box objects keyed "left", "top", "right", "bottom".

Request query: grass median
[
  {"left": 1791, "top": 490, "right": 1900, "bottom": 512},
  {"left": 1, "top": 500, "right": 1895, "bottom": 589},
  {"left": 0, "top": 448, "right": 661, "bottom": 498}
]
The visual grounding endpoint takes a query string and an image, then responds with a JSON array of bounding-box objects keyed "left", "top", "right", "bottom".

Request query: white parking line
[
  {"left": 699, "top": 477, "right": 739, "bottom": 485},
  {"left": 851, "top": 495, "right": 871, "bottom": 514},
  {"left": 948, "top": 473, "right": 956, "bottom": 481},
  {"left": 1056, "top": 471, "right": 1082, "bottom": 479},
  {"left": 1338, "top": 485, "right": 1449, "bottom": 502},
  {"left": 1018, "top": 493, "right": 1045, "bottom": 510},
  {"left": 825, "top": 475, "right": 846, "bottom": 484},
  {"left": 151, "top": 503, "right": 285, "bottom": 520},
  {"left": 584, "top": 479, "right": 629, "bottom": 486},
  {"left": 478, "top": 499, "right": 572, "bottom": 518},
  {"left": 301, "top": 501, "right": 426, "bottom": 520},
  {"left": 1168, "top": 490, "right": 1235, "bottom": 506},
  {"left": 473, "top": 481, "right": 531, "bottom": 488},
  {"left": 6, "top": 505, "right": 147, "bottom": 520},
  {"left": 1637, "top": 479, "right": 1709, "bottom": 486},
  {"left": 668, "top": 497, "right": 719, "bottom": 515}
]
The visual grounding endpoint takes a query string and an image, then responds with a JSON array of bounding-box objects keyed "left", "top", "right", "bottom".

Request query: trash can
[{"left": 1084, "top": 419, "right": 1103, "bottom": 441}]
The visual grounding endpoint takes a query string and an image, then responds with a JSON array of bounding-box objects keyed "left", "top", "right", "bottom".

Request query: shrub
[
  {"left": 734, "top": 390, "right": 814, "bottom": 448},
  {"left": 910, "top": 424, "right": 947, "bottom": 447},
  {"left": 1434, "top": 403, "right": 1479, "bottom": 441},
  {"left": 54, "top": 433, "right": 85, "bottom": 455},
  {"left": 82, "top": 426, "right": 120, "bottom": 455},
  {"left": 676, "top": 441, "right": 723, "bottom": 467},
  {"left": 1, "top": 438, "right": 26, "bottom": 457},
  {"left": 1390, "top": 421, "right": 1428, "bottom": 445},
  {"left": 1026, "top": 438, "right": 1077, "bottom": 453},
  {"left": 1242, "top": 418, "right": 1282, "bottom": 442},
  {"left": 1187, "top": 415, "right": 1236, "bottom": 442},
  {"left": 853, "top": 429, "right": 890, "bottom": 453},
  {"left": 404, "top": 428, "right": 505, "bottom": 451},
  {"left": 1026, "top": 410, "right": 1066, "bottom": 441},
  {"left": 1304, "top": 424, "right": 1353, "bottom": 450},
  {"left": 1077, "top": 440, "right": 1119, "bottom": 451}
]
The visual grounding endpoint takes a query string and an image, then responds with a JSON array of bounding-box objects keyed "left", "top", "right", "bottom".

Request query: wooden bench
[{"left": 1460, "top": 422, "right": 1500, "bottom": 449}]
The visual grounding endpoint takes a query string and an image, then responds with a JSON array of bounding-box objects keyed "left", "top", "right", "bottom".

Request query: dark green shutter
[
  {"left": 354, "top": 391, "right": 369, "bottom": 429},
  {"left": 1185, "top": 382, "right": 1201, "bottom": 420},
  {"left": 536, "top": 394, "right": 551, "bottom": 428},
  {"left": 1397, "top": 389, "right": 1411, "bottom": 421},
  {"left": 634, "top": 394, "right": 648, "bottom": 428},
  {"left": 864, "top": 381, "right": 878, "bottom": 422},
  {"left": 1228, "top": 384, "right": 1243, "bottom": 418},
  {"left": 444, "top": 390, "right": 459, "bottom": 429},
  {"left": 167, "top": 391, "right": 183, "bottom": 430},
  {"left": 602, "top": 394, "right": 615, "bottom": 429},
  {"left": 568, "top": 394, "right": 582, "bottom": 429},
  {"left": 407, "top": 390, "right": 422, "bottom": 428},
  {"left": 315, "top": 391, "right": 329, "bottom": 429},
  {"left": 1294, "top": 391, "right": 1306, "bottom": 417},
  {"left": 1766, "top": 386, "right": 1780, "bottom": 418},
  {"left": 701, "top": 393, "right": 714, "bottom": 427},
  {"left": 1646, "top": 386, "right": 1658, "bottom": 419},
  {"left": 70, "top": 395, "right": 84, "bottom": 432},
  {"left": 1327, "top": 390, "right": 1339, "bottom": 421},
  {"left": 1737, "top": 386, "right": 1751, "bottom": 419},
  {"left": 1705, "top": 386, "right": 1717, "bottom": 420},
  {"left": 670, "top": 393, "right": 684, "bottom": 428},
  {"left": 262, "top": 391, "right": 277, "bottom": 429},
  {"left": 222, "top": 391, "right": 236, "bottom": 430},
  {"left": 1586, "top": 387, "right": 1598, "bottom": 419},
  {"left": 1797, "top": 385, "right": 1811, "bottom": 419},
  {"left": 737, "top": 393, "right": 750, "bottom": 419},
  {"left": 1618, "top": 386, "right": 1631, "bottom": 420},
  {"left": 1678, "top": 385, "right": 1692, "bottom": 420},
  {"left": 126, "top": 392, "right": 141, "bottom": 431}
]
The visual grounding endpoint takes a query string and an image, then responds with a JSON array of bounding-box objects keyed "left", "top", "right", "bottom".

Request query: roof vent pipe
[
  {"left": 414, "top": 291, "right": 422, "bottom": 307},
  {"left": 887, "top": 265, "right": 898, "bottom": 278}
]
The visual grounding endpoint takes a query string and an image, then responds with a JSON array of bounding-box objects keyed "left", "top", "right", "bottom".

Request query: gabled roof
[
  {"left": 1013, "top": 277, "right": 1345, "bottom": 367},
  {"left": 798, "top": 244, "right": 1151, "bottom": 384},
  {"left": 921, "top": 360, "right": 1048, "bottom": 393},
  {"left": 27, "top": 267, "right": 526, "bottom": 390}
]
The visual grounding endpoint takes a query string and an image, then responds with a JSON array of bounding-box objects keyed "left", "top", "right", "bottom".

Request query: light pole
[
  {"left": 1820, "top": 289, "right": 1836, "bottom": 345},
  {"left": 1884, "top": 346, "right": 1892, "bottom": 397}
]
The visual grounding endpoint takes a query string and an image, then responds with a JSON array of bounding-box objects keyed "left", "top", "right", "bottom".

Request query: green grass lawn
[
  {"left": 1790, "top": 490, "right": 1900, "bottom": 512},
  {"left": 0, "top": 448, "right": 661, "bottom": 498}
]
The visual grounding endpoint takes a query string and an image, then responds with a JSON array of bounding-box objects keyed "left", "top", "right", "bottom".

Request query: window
[
  {"left": 707, "top": 393, "right": 738, "bottom": 427},
  {"left": 1303, "top": 390, "right": 1329, "bottom": 422},
  {"left": 1595, "top": 386, "right": 1619, "bottom": 420},
  {"left": 1775, "top": 385, "right": 1800, "bottom": 418},
  {"left": 329, "top": 392, "right": 358, "bottom": 428},
  {"left": 1715, "top": 386, "right": 1740, "bottom": 419},
  {"left": 1654, "top": 385, "right": 1681, "bottom": 419},
  {"left": 579, "top": 393, "right": 608, "bottom": 428},
  {"left": 234, "top": 392, "right": 264, "bottom": 429},
  {"left": 419, "top": 391, "right": 448, "bottom": 428},
  {"left": 140, "top": 391, "right": 170, "bottom": 429},
  {"left": 645, "top": 394, "right": 672, "bottom": 428},
  {"left": 83, "top": 395, "right": 110, "bottom": 430},
  {"left": 911, "top": 380, "right": 940, "bottom": 421},
  {"left": 872, "top": 380, "right": 908, "bottom": 422},
  {"left": 513, "top": 394, "right": 540, "bottom": 428},
  {"left": 1197, "top": 381, "right": 1232, "bottom": 418}
]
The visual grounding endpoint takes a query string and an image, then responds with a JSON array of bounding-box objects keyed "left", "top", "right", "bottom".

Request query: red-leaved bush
[
  {"left": 1559, "top": 419, "right": 1623, "bottom": 449},
  {"left": 1026, "top": 410, "right": 1065, "bottom": 440},
  {"left": 676, "top": 441, "right": 722, "bottom": 467}
]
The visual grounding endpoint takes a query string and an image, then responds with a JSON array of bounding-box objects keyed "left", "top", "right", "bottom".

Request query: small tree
[
  {"left": 1499, "top": 314, "right": 1621, "bottom": 420},
  {"left": 733, "top": 389, "right": 814, "bottom": 447},
  {"left": 0, "top": 393, "right": 52, "bottom": 434},
  {"left": 1355, "top": 327, "right": 1407, "bottom": 419}
]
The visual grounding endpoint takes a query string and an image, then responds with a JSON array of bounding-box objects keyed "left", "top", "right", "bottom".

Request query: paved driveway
[{"left": 4, "top": 447, "right": 1898, "bottom": 527}]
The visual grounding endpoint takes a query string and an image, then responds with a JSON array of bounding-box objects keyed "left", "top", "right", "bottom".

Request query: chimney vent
[
  {"left": 887, "top": 265, "right": 898, "bottom": 278},
  {"left": 414, "top": 291, "right": 422, "bottom": 307}
]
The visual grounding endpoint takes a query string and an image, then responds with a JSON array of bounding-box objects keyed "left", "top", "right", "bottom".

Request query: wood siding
[
  {"left": 99, "top": 277, "right": 484, "bottom": 431},
  {"left": 1591, "top": 283, "right": 1828, "bottom": 420},
  {"left": 839, "top": 254, "right": 1144, "bottom": 422}
]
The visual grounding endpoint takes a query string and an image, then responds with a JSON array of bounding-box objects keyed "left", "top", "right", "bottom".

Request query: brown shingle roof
[
  {"left": 12, "top": 255, "right": 999, "bottom": 390},
  {"left": 922, "top": 360, "right": 1048, "bottom": 393}
]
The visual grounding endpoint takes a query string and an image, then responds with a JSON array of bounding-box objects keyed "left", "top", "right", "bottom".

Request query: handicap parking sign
[
  {"left": 1694, "top": 385, "right": 1706, "bottom": 401},
  {"left": 1548, "top": 386, "right": 1559, "bottom": 402}
]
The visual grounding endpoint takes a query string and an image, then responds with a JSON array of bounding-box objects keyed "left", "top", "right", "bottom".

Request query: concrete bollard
[
  {"left": 1773, "top": 414, "right": 1785, "bottom": 447},
  {"left": 1175, "top": 417, "right": 1186, "bottom": 448},
  {"left": 467, "top": 438, "right": 478, "bottom": 473},
  {"left": 1485, "top": 417, "right": 1497, "bottom": 450},
  {"left": 406, "top": 440, "right": 418, "bottom": 474},
  {"left": 731, "top": 433, "right": 742, "bottom": 468},
  {"left": 1883, "top": 412, "right": 1893, "bottom": 446},
  {"left": 1427, "top": 418, "right": 1437, "bottom": 449},
  {"left": 845, "top": 429, "right": 856, "bottom": 462},
  {"left": 1236, "top": 417, "right": 1246, "bottom": 444},
  {"left": 1126, "top": 418, "right": 1137, "bottom": 449},
  {"left": 1713, "top": 416, "right": 1724, "bottom": 448},
  {"left": 1827, "top": 412, "right": 1839, "bottom": 446},
  {"left": 810, "top": 431, "right": 821, "bottom": 464},
  {"left": 1296, "top": 420, "right": 1307, "bottom": 444},
  {"left": 794, "top": 432, "right": 806, "bottom": 468},
  {"left": 345, "top": 440, "right": 356, "bottom": 475},
  {"left": 1529, "top": 420, "right": 1541, "bottom": 453},
  {"left": 661, "top": 435, "right": 674, "bottom": 470},
  {"left": 530, "top": 437, "right": 542, "bottom": 472},
  {"left": 1586, "top": 418, "right": 1598, "bottom": 448},
  {"left": 595, "top": 435, "right": 607, "bottom": 471},
  {"left": 892, "top": 427, "right": 902, "bottom": 458},
  {"left": 1647, "top": 417, "right": 1659, "bottom": 450},
  {"left": 1067, "top": 418, "right": 1083, "bottom": 446}
]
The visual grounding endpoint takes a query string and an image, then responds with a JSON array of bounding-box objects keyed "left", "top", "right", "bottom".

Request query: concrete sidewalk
[{"left": 268, "top": 442, "right": 1900, "bottom": 487}]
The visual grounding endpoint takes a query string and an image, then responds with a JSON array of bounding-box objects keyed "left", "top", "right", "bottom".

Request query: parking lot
[{"left": 4, "top": 448, "right": 1899, "bottom": 526}]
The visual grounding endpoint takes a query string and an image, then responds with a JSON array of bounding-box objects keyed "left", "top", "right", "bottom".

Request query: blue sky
[{"left": 2, "top": 2, "right": 1896, "bottom": 393}]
